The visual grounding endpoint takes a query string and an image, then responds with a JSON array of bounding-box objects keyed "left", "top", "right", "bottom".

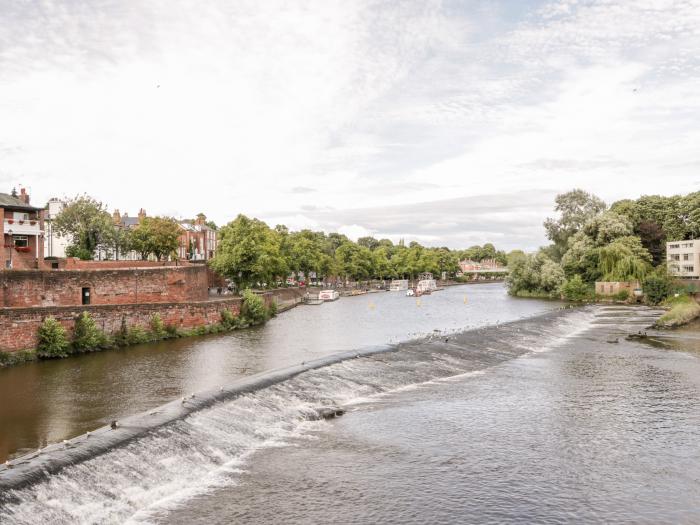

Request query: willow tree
[{"left": 597, "top": 237, "right": 652, "bottom": 282}]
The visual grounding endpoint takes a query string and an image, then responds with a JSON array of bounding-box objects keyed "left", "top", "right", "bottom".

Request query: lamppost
[{"left": 7, "top": 228, "right": 13, "bottom": 269}]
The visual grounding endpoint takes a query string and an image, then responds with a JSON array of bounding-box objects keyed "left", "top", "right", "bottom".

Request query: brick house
[
  {"left": 0, "top": 189, "right": 46, "bottom": 270},
  {"left": 177, "top": 214, "right": 218, "bottom": 261}
]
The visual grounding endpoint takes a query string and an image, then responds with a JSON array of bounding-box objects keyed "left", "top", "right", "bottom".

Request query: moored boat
[{"left": 318, "top": 289, "right": 340, "bottom": 301}]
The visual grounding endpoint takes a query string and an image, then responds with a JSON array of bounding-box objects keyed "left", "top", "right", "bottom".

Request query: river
[{"left": 3, "top": 284, "right": 700, "bottom": 524}]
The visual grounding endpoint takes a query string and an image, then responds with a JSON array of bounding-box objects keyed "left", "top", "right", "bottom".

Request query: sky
[{"left": 1, "top": 0, "right": 699, "bottom": 251}]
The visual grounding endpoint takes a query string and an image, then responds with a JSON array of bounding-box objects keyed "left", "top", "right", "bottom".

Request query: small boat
[
  {"left": 389, "top": 279, "right": 409, "bottom": 291},
  {"left": 318, "top": 289, "right": 340, "bottom": 301},
  {"left": 406, "top": 289, "right": 415, "bottom": 297},
  {"left": 305, "top": 298, "right": 324, "bottom": 305}
]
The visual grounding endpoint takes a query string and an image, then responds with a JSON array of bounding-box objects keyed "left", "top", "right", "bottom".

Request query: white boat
[
  {"left": 406, "top": 289, "right": 415, "bottom": 297},
  {"left": 389, "top": 279, "right": 409, "bottom": 291},
  {"left": 416, "top": 279, "right": 437, "bottom": 294},
  {"left": 318, "top": 289, "right": 340, "bottom": 301}
]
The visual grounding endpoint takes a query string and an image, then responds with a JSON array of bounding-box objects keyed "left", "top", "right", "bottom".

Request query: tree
[
  {"left": 210, "top": 214, "right": 287, "bottom": 289},
  {"left": 543, "top": 189, "right": 606, "bottom": 260},
  {"left": 52, "top": 195, "right": 116, "bottom": 259},
  {"left": 357, "top": 236, "right": 380, "bottom": 251},
  {"left": 130, "top": 217, "right": 180, "bottom": 260},
  {"left": 643, "top": 271, "right": 674, "bottom": 305},
  {"left": 561, "top": 275, "right": 593, "bottom": 301},
  {"left": 597, "top": 237, "right": 651, "bottom": 281},
  {"left": 506, "top": 251, "right": 565, "bottom": 297}
]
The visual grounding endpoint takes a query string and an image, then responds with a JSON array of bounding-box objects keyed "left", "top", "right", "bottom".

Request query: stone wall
[
  {"left": 0, "top": 266, "right": 208, "bottom": 308},
  {"left": 0, "top": 298, "right": 243, "bottom": 352}
]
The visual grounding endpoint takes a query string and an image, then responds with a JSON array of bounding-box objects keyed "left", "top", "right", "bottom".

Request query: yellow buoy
[
  {"left": 416, "top": 298, "right": 421, "bottom": 307},
  {"left": 368, "top": 302, "right": 375, "bottom": 310},
  {"left": 463, "top": 295, "right": 468, "bottom": 304}
]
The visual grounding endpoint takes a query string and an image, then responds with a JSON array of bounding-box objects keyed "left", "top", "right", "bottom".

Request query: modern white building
[
  {"left": 667, "top": 240, "right": 700, "bottom": 279},
  {"left": 44, "top": 197, "right": 71, "bottom": 259}
]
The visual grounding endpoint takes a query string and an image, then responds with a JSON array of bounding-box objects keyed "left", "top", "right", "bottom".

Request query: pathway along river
[{"left": 2, "top": 284, "right": 700, "bottom": 523}]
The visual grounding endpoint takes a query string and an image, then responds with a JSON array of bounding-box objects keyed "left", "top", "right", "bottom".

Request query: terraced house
[{"left": 0, "top": 189, "right": 45, "bottom": 270}]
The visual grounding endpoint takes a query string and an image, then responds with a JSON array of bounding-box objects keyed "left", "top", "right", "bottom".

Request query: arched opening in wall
[{"left": 82, "top": 287, "right": 91, "bottom": 305}]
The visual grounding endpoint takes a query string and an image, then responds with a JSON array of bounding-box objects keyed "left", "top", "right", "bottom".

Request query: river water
[{"left": 2, "top": 284, "right": 700, "bottom": 524}]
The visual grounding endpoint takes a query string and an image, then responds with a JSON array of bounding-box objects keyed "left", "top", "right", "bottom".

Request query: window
[
  {"left": 12, "top": 212, "right": 29, "bottom": 221},
  {"left": 13, "top": 235, "right": 28, "bottom": 247},
  {"left": 82, "top": 287, "right": 91, "bottom": 305},
  {"left": 671, "top": 254, "right": 680, "bottom": 261},
  {"left": 684, "top": 254, "right": 690, "bottom": 260},
  {"left": 670, "top": 244, "right": 680, "bottom": 249},
  {"left": 683, "top": 266, "right": 695, "bottom": 273}
]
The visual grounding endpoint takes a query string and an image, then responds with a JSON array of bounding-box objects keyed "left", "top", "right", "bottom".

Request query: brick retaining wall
[{"left": 0, "top": 298, "right": 243, "bottom": 352}]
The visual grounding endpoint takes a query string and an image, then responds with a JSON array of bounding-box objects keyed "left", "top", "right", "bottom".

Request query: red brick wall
[
  {"left": 0, "top": 266, "right": 208, "bottom": 308},
  {"left": 0, "top": 298, "right": 242, "bottom": 352},
  {"left": 60, "top": 259, "right": 190, "bottom": 270}
]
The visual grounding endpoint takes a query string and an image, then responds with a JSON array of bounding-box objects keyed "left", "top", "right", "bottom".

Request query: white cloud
[{"left": 1, "top": 0, "right": 699, "bottom": 249}]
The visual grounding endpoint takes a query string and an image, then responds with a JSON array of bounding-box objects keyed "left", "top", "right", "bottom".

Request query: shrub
[
  {"left": 643, "top": 273, "right": 674, "bottom": 305},
  {"left": 65, "top": 245, "right": 94, "bottom": 260},
  {"left": 267, "top": 299, "right": 278, "bottom": 318},
  {"left": 165, "top": 324, "right": 179, "bottom": 337},
  {"left": 613, "top": 290, "right": 630, "bottom": 301},
  {"left": 149, "top": 313, "right": 167, "bottom": 339},
  {"left": 220, "top": 308, "right": 236, "bottom": 329},
  {"left": 240, "top": 289, "right": 268, "bottom": 325},
  {"left": 126, "top": 326, "right": 150, "bottom": 345},
  {"left": 560, "top": 275, "right": 592, "bottom": 301},
  {"left": 0, "top": 350, "right": 37, "bottom": 367},
  {"left": 73, "top": 312, "right": 106, "bottom": 352},
  {"left": 37, "top": 317, "right": 71, "bottom": 358}
]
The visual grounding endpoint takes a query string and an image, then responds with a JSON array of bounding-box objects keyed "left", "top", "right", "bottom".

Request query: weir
[{"left": 0, "top": 306, "right": 625, "bottom": 523}]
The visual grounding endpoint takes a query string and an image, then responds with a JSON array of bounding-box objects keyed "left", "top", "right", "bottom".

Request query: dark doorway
[{"left": 82, "top": 287, "right": 91, "bottom": 305}]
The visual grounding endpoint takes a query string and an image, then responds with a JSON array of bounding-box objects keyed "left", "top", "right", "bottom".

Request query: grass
[{"left": 655, "top": 295, "right": 700, "bottom": 328}]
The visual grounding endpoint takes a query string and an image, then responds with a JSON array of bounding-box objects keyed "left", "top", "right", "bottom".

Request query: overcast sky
[{"left": 1, "top": 0, "right": 699, "bottom": 250}]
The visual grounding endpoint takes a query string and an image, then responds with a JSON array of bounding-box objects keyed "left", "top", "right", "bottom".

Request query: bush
[
  {"left": 643, "top": 273, "right": 674, "bottom": 305},
  {"left": 240, "top": 289, "right": 269, "bottom": 325},
  {"left": 73, "top": 312, "right": 106, "bottom": 352},
  {"left": 560, "top": 275, "right": 592, "bottom": 301},
  {"left": 65, "top": 245, "right": 93, "bottom": 260},
  {"left": 0, "top": 350, "right": 37, "bottom": 367},
  {"left": 165, "top": 324, "right": 179, "bottom": 337},
  {"left": 267, "top": 299, "right": 278, "bottom": 318},
  {"left": 37, "top": 317, "right": 71, "bottom": 358},
  {"left": 220, "top": 308, "right": 236, "bottom": 329},
  {"left": 613, "top": 290, "right": 630, "bottom": 301},
  {"left": 126, "top": 326, "right": 150, "bottom": 345},
  {"left": 149, "top": 313, "right": 167, "bottom": 339}
]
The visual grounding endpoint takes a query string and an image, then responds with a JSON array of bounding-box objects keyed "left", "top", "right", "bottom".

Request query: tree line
[
  {"left": 506, "top": 189, "right": 700, "bottom": 302},
  {"left": 209, "top": 214, "right": 506, "bottom": 289}
]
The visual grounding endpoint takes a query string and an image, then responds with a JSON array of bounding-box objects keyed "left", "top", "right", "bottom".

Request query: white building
[
  {"left": 44, "top": 198, "right": 71, "bottom": 258},
  {"left": 667, "top": 240, "right": 700, "bottom": 279}
]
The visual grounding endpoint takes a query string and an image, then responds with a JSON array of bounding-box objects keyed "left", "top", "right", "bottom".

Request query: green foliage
[
  {"left": 72, "top": 311, "right": 106, "bottom": 352},
  {"left": 129, "top": 216, "right": 181, "bottom": 261},
  {"left": 65, "top": 245, "right": 94, "bottom": 261},
  {"left": 149, "top": 313, "right": 167, "bottom": 339},
  {"left": 656, "top": 297, "right": 700, "bottom": 328},
  {"left": 613, "top": 290, "right": 631, "bottom": 301},
  {"left": 643, "top": 272, "right": 674, "bottom": 305},
  {"left": 220, "top": 308, "right": 236, "bottom": 329},
  {"left": 597, "top": 237, "right": 651, "bottom": 281},
  {"left": 267, "top": 299, "right": 278, "bottom": 318},
  {"left": 0, "top": 349, "right": 37, "bottom": 367},
  {"left": 506, "top": 251, "right": 565, "bottom": 298},
  {"left": 52, "top": 195, "right": 115, "bottom": 258},
  {"left": 560, "top": 275, "right": 593, "bottom": 301},
  {"left": 126, "top": 326, "right": 151, "bottom": 345},
  {"left": 240, "top": 289, "right": 269, "bottom": 325},
  {"left": 37, "top": 317, "right": 70, "bottom": 358},
  {"left": 543, "top": 189, "right": 607, "bottom": 260}
]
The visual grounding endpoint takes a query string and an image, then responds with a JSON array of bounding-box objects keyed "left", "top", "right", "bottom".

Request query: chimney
[
  {"left": 19, "top": 187, "right": 29, "bottom": 205},
  {"left": 195, "top": 213, "right": 206, "bottom": 226},
  {"left": 138, "top": 208, "right": 146, "bottom": 222}
]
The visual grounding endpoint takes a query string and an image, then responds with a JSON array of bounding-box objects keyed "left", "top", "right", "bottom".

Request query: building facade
[
  {"left": 667, "top": 240, "right": 700, "bottom": 279},
  {"left": 44, "top": 197, "right": 71, "bottom": 258},
  {"left": 177, "top": 214, "right": 217, "bottom": 261},
  {"left": 0, "top": 189, "right": 45, "bottom": 270}
]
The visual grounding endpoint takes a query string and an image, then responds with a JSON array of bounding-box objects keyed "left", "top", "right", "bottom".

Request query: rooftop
[{"left": 0, "top": 192, "right": 40, "bottom": 211}]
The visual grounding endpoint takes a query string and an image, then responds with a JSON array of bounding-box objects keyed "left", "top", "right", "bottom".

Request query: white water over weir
[{"left": 0, "top": 307, "right": 602, "bottom": 523}]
